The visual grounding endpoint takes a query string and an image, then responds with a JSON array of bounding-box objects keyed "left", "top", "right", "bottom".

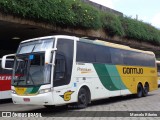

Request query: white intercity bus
[{"left": 1, "top": 35, "right": 158, "bottom": 108}]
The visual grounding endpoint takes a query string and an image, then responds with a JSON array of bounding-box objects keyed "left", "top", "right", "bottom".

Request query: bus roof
[
  {"left": 21, "top": 35, "right": 77, "bottom": 43},
  {"left": 20, "top": 35, "right": 154, "bottom": 55}
]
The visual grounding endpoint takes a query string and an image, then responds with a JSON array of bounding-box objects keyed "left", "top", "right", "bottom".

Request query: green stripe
[
  {"left": 25, "top": 87, "right": 33, "bottom": 94},
  {"left": 30, "top": 86, "right": 40, "bottom": 93},
  {"left": 93, "top": 64, "right": 119, "bottom": 91},
  {"left": 105, "top": 65, "right": 127, "bottom": 90},
  {"left": 24, "top": 86, "right": 40, "bottom": 94}
]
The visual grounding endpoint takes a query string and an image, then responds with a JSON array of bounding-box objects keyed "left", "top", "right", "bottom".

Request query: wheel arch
[
  {"left": 137, "top": 82, "right": 143, "bottom": 91},
  {"left": 77, "top": 84, "right": 91, "bottom": 103}
]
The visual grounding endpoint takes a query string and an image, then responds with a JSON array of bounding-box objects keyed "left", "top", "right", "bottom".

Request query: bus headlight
[
  {"left": 11, "top": 89, "right": 17, "bottom": 94},
  {"left": 38, "top": 88, "right": 51, "bottom": 94}
]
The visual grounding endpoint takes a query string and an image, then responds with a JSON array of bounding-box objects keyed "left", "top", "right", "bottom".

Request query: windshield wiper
[{"left": 28, "top": 72, "right": 35, "bottom": 85}]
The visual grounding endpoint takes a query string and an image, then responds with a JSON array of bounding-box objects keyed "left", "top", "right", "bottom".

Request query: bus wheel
[
  {"left": 143, "top": 83, "right": 149, "bottom": 97},
  {"left": 136, "top": 83, "right": 143, "bottom": 98},
  {"left": 77, "top": 88, "right": 89, "bottom": 109}
]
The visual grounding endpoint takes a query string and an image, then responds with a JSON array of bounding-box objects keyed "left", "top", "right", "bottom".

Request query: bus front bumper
[{"left": 11, "top": 92, "right": 54, "bottom": 105}]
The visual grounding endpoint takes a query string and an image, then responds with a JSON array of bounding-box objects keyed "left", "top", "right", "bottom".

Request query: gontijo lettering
[{"left": 123, "top": 67, "right": 143, "bottom": 74}]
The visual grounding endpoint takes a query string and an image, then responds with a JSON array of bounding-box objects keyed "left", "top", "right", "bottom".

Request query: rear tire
[
  {"left": 136, "top": 83, "right": 143, "bottom": 98},
  {"left": 143, "top": 83, "right": 149, "bottom": 97}
]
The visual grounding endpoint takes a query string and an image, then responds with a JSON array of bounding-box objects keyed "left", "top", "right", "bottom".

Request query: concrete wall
[{"left": 81, "top": 0, "right": 123, "bottom": 16}]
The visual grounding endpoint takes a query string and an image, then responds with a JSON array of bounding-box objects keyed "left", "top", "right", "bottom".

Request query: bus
[
  {"left": 1, "top": 35, "right": 158, "bottom": 108},
  {"left": 156, "top": 60, "right": 160, "bottom": 87},
  {"left": 0, "top": 59, "right": 13, "bottom": 100}
]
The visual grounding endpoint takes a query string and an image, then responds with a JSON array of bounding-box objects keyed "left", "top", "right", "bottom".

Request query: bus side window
[
  {"left": 54, "top": 53, "right": 66, "bottom": 81},
  {"left": 6, "top": 61, "right": 13, "bottom": 68},
  {"left": 0, "top": 61, "right": 13, "bottom": 74},
  {"left": 110, "top": 48, "right": 123, "bottom": 65},
  {"left": 76, "top": 42, "right": 95, "bottom": 63}
]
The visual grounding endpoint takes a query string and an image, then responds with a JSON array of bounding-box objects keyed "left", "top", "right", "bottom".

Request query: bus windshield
[
  {"left": 12, "top": 53, "right": 51, "bottom": 86},
  {"left": 11, "top": 38, "right": 54, "bottom": 86},
  {"left": 17, "top": 38, "right": 54, "bottom": 54}
]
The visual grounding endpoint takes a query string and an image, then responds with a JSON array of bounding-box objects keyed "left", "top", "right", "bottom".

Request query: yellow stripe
[
  {"left": 15, "top": 87, "right": 27, "bottom": 95},
  {"left": 116, "top": 65, "right": 157, "bottom": 93}
]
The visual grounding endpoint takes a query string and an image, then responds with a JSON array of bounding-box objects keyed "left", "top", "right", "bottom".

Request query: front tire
[{"left": 77, "top": 88, "right": 89, "bottom": 109}]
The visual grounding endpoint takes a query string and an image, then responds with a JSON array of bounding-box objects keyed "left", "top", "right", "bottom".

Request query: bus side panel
[
  {"left": 0, "top": 75, "right": 12, "bottom": 99},
  {"left": 52, "top": 62, "right": 111, "bottom": 105},
  {"left": 74, "top": 63, "right": 157, "bottom": 102},
  {"left": 75, "top": 63, "right": 131, "bottom": 100},
  {"left": 0, "top": 74, "right": 12, "bottom": 91},
  {"left": 93, "top": 63, "right": 131, "bottom": 98},
  {"left": 75, "top": 63, "right": 111, "bottom": 100},
  {"left": 0, "top": 78, "right": 11, "bottom": 91},
  {"left": 116, "top": 65, "right": 158, "bottom": 93},
  {"left": 0, "top": 60, "right": 13, "bottom": 99},
  {"left": 0, "top": 91, "right": 11, "bottom": 99}
]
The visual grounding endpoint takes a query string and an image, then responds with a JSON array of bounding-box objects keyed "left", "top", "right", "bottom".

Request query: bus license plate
[{"left": 23, "top": 98, "right": 30, "bottom": 102}]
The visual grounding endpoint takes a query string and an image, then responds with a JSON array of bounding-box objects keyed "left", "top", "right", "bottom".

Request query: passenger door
[{"left": 53, "top": 53, "right": 67, "bottom": 87}]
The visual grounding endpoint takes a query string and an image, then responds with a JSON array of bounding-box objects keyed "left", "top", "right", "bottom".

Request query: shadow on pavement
[{"left": 0, "top": 99, "right": 12, "bottom": 104}]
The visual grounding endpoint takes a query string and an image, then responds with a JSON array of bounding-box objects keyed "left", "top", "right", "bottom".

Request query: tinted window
[
  {"left": 30, "top": 54, "right": 44, "bottom": 65},
  {"left": 6, "top": 61, "right": 14, "bottom": 68},
  {"left": 76, "top": 42, "right": 95, "bottom": 63},
  {"left": 76, "top": 41, "right": 155, "bottom": 67},
  {"left": 123, "top": 50, "right": 138, "bottom": 66},
  {"left": 94, "top": 45, "right": 111, "bottom": 63},
  {"left": 123, "top": 50, "right": 155, "bottom": 67},
  {"left": 110, "top": 48, "right": 123, "bottom": 65},
  {"left": 54, "top": 54, "right": 66, "bottom": 81},
  {"left": 145, "top": 54, "right": 155, "bottom": 67},
  {"left": 0, "top": 60, "right": 13, "bottom": 74},
  {"left": 76, "top": 42, "right": 111, "bottom": 63},
  {"left": 54, "top": 39, "right": 74, "bottom": 87}
]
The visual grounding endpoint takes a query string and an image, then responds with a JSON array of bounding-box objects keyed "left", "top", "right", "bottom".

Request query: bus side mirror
[
  {"left": 2, "top": 54, "right": 15, "bottom": 70},
  {"left": 45, "top": 48, "right": 57, "bottom": 65}
]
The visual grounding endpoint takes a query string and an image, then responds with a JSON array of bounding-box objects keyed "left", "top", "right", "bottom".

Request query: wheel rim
[
  {"left": 78, "top": 90, "right": 87, "bottom": 106},
  {"left": 79, "top": 94, "right": 86, "bottom": 104}
]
